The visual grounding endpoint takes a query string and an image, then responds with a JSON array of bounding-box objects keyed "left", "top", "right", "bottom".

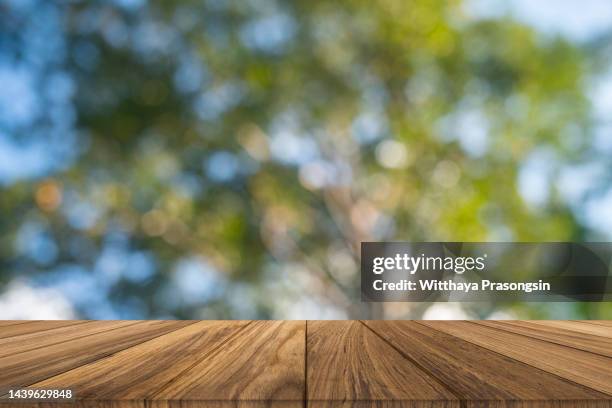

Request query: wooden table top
[{"left": 0, "top": 320, "right": 611, "bottom": 407}]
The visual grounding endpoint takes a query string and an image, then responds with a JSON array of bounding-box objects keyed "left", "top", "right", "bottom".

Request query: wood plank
[
  {"left": 0, "top": 321, "right": 31, "bottom": 328},
  {"left": 153, "top": 321, "right": 305, "bottom": 406},
  {"left": 0, "top": 321, "right": 192, "bottom": 389},
  {"left": 29, "top": 321, "right": 249, "bottom": 400},
  {"left": 0, "top": 403, "right": 143, "bottom": 408},
  {"left": 147, "top": 402, "right": 297, "bottom": 408},
  {"left": 0, "top": 321, "right": 87, "bottom": 340},
  {"left": 475, "top": 321, "right": 612, "bottom": 357},
  {"left": 307, "top": 321, "right": 458, "bottom": 407},
  {"left": 579, "top": 321, "right": 612, "bottom": 328},
  {"left": 1, "top": 403, "right": 310, "bottom": 408},
  {"left": 528, "top": 321, "right": 612, "bottom": 338},
  {"left": 364, "top": 321, "right": 608, "bottom": 403},
  {"left": 0, "top": 320, "right": 611, "bottom": 408},
  {"left": 463, "top": 402, "right": 612, "bottom": 408},
  {"left": 0, "top": 321, "right": 129, "bottom": 358},
  {"left": 424, "top": 321, "right": 612, "bottom": 396},
  {"left": 146, "top": 403, "right": 612, "bottom": 408}
]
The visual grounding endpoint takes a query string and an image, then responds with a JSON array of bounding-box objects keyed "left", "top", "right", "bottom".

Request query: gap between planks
[
  {"left": 357, "top": 320, "right": 467, "bottom": 405},
  {"left": 150, "top": 321, "right": 256, "bottom": 398}
]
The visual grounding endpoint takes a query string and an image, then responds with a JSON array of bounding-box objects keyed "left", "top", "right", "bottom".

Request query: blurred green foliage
[{"left": 1, "top": 0, "right": 610, "bottom": 319}]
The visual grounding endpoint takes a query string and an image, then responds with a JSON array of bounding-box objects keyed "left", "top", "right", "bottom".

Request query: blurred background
[{"left": 1, "top": 0, "right": 611, "bottom": 320}]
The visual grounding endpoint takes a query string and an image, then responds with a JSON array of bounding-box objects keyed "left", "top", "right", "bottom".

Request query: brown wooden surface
[
  {"left": 0, "top": 322, "right": 87, "bottom": 340},
  {"left": 474, "top": 321, "right": 612, "bottom": 357},
  {"left": 307, "top": 321, "right": 458, "bottom": 407},
  {"left": 0, "top": 320, "right": 610, "bottom": 408},
  {"left": 154, "top": 320, "right": 304, "bottom": 403},
  {"left": 0, "top": 321, "right": 193, "bottom": 388}
]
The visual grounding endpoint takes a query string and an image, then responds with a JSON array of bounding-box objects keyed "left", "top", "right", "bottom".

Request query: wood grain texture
[
  {"left": 0, "top": 320, "right": 611, "bottom": 408},
  {"left": 363, "top": 321, "right": 609, "bottom": 403},
  {"left": 153, "top": 320, "right": 305, "bottom": 403},
  {"left": 422, "top": 321, "right": 612, "bottom": 395},
  {"left": 579, "top": 321, "right": 612, "bottom": 328},
  {"left": 0, "top": 320, "right": 192, "bottom": 388},
  {"left": 30, "top": 321, "right": 249, "bottom": 399},
  {"left": 0, "top": 321, "right": 30, "bottom": 327},
  {"left": 147, "top": 401, "right": 302, "bottom": 408},
  {"left": 475, "top": 321, "right": 612, "bottom": 357},
  {"left": 0, "top": 321, "right": 135, "bottom": 358},
  {"left": 307, "top": 321, "right": 458, "bottom": 406},
  {"left": 4, "top": 403, "right": 143, "bottom": 408},
  {"left": 0, "top": 321, "right": 87, "bottom": 340},
  {"left": 527, "top": 321, "right": 612, "bottom": 338}
]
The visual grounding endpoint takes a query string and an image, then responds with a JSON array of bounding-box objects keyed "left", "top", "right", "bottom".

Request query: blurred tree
[{"left": 0, "top": 0, "right": 609, "bottom": 319}]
